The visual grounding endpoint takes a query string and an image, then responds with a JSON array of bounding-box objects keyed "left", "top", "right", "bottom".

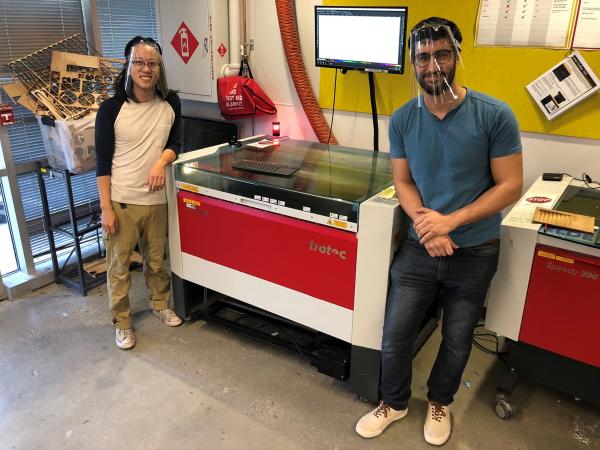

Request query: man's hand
[
  {"left": 423, "top": 235, "right": 459, "bottom": 257},
  {"left": 414, "top": 207, "right": 458, "bottom": 244},
  {"left": 102, "top": 207, "right": 118, "bottom": 235},
  {"left": 147, "top": 158, "right": 167, "bottom": 192}
]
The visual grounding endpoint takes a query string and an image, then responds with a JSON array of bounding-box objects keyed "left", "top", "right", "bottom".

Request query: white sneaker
[
  {"left": 355, "top": 400, "right": 408, "bottom": 438},
  {"left": 153, "top": 308, "right": 183, "bottom": 327},
  {"left": 424, "top": 402, "right": 451, "bottom": 445},
  {"left": 115, "top": 328, "right": 135, "bottom": 350}
]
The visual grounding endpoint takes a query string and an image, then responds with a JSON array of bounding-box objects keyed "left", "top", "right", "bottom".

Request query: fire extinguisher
[{"left": 180, "top": 28, "right": 189, "bottom": 57}]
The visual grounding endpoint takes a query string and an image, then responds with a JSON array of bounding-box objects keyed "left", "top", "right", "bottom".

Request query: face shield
[
  {"left": 124, "top": 39, "right": 169, "bottom": 100},
  {"left": 409, "top": 24, "right": 464, "bottom": 107}
]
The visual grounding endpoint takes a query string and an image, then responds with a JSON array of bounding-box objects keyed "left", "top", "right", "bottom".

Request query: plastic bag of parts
[{"left": 38, "top": 115, "right": 97, "bottom": 173}]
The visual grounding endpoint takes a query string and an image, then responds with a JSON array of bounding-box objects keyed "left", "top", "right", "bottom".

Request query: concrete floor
[{"left": 0, "top": 272, "right": 599, "bottom": 450}]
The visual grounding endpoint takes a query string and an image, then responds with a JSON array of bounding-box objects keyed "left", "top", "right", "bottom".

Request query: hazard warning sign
[
  {"left": 171, "top": 22, "right": 199, "bottom": 64},
  {"left": 0, "top": 104, "right": 14, "bottom": 126},
  {"left": 218, "top": 43, "right": 227, "bottom": 57}
]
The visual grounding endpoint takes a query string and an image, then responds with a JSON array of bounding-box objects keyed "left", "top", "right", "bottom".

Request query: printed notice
[
  {"left": 526, "top": 51, "right": 600, "bottom": 120},
  {"left": 572, "top": 0, "right": 600, "bottom": 49},
  {"left": 476, "top": 0, "right": 578, "bottom": 48},
  {"left": 506, "top": 191, "right": 561, "bottom": 225}
]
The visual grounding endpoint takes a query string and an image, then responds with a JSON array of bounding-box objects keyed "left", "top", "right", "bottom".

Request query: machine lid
[
  {"left": 554, "top": 185, "right": 600, "bottom": 227},
  {"left": 179, "top": 138, "right": 394, "bottom": 205}
]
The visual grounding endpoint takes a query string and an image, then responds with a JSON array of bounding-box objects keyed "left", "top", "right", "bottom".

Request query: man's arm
[
  {"left": 147, "top": 149, "right": 177, "bottom": 191},
  {"left": 97, "top": 175, "right": 117, "bottom": 235},
  {"left": 392, "top": 158, "right": 458, "bottom": 256},
  {"left": 147, "top": 148, "right": 177, "bottom": 192},
  {"left": 391, "top": 158, "right": 423, "bottom": 221},
  {"left": 147, "top": 93, "right": 181, "bottom": 192},
  {"left": 95, "top": 98, "right": 120, "bottom": 235},
  {"left": 414, "top": 152, "right": 523, "bottom": 243}
]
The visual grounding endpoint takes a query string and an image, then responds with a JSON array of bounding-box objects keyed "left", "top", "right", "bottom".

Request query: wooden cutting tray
[{"left": 532, "top": 207, "right": 595, "bottom": 233}]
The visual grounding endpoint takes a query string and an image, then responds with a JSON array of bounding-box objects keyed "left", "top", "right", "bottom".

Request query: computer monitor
[{"left": 315, "top": 6, "right": 408, "bottom": 74}]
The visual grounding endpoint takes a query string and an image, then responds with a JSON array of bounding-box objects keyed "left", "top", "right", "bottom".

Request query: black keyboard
[{"left": 232, "top": 159, "right": 299, "bottom": 176}]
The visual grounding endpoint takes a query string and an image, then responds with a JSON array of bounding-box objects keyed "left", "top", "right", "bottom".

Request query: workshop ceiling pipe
[
  {"left": 222, "top": 0, "right": 241, "bottom": 77},
  {"left": 230, "top": 0, "right": 241, "bottom": 66},
  {"left": 275, "top": 0, "right": 338, "bottom": 144}
]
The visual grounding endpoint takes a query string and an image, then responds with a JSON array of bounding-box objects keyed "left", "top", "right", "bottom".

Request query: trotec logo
[{"left": 309, "top": 240, "right": 347, "bottom": 260}]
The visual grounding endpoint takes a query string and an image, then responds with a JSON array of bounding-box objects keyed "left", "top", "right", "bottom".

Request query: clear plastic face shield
[
  {"left": 409, "top": 25, "right": 465, "bottom": 107},
  {"left": 124, "top": 39, "right": 169, "bottom": 101}
]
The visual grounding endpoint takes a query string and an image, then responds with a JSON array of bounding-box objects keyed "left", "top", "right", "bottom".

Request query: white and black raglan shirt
[{"left": 95, "top": 92, "right": 181, "bottom": 205}]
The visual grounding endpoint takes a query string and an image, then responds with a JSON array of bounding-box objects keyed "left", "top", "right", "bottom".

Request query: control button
[
  {"left": 270, "top": 199, "right": 277, "bottom": 204},
  {"left": 262, "top": 197, "right": 269, "bottom": 202},
  {"left": 302, "top": 206, "right": 311, "bottom": 212},
  {"left": 339, "top": 215, "right": 348, "bottom": 221},
  {"left": 277, "top": 200, "right": 285, "bottom": 206},
  {"left": 330, "top": 213, "right": 338, "bottom": 219},
  {"left": 254, "top": 195, "right": 261, "bottom": 200}
]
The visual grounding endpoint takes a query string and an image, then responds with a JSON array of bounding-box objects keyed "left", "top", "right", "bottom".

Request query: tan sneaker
[
  {"left": 115, "top": 328, "right": 135, "bottom": 350},
  {"left": 153, "top": 308, "right": 183, "bottom": 327},
  {"left": 355, "top": 400, "right": 408, "bottom": 438},
  {"left": 424, "top": 402, "right": 451, "bottom": 445}
]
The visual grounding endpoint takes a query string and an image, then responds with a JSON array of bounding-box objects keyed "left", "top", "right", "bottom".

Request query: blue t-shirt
[{"left": 389, "top": 90, "right": 522, "bottom": 247}]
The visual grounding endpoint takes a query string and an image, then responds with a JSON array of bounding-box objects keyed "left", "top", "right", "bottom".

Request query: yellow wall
[{"left": 319, "top": 0, "right": 600, "bottom": 139}]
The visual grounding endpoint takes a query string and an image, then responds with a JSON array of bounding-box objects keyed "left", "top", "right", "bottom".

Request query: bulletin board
[{"left": 319, "top": 0, "right": 600, "bottom": 140}]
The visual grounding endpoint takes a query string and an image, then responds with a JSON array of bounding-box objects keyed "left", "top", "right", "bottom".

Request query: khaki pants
[{"left": 105, "top": 201, "right": 170, "bottom": 329}]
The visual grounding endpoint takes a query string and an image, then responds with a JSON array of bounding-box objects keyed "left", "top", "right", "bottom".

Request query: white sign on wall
[{"left": 526, "top": 51, "right": 600, "bottom": 120}]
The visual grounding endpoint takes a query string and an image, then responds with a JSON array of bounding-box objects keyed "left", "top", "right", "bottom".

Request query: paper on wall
[
  {"left": 572, "top": 0, "right": 600, "bottom": 49},
  {"left": 526, "top": 51, "right": 600, "bottom": 120},
  {"left": 475, "top": 0, "right": 577, "bottom": 48}
]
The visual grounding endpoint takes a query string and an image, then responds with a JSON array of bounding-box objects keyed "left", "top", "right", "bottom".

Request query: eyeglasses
[
  {"left": 131, "top": 59, "right": 160, "bottom": 70},
  {"left": 414, "top": 50, "right": 453, "bottom": 68}
]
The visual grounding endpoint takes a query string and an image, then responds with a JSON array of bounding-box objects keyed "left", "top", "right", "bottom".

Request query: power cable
[
  {"left": 327, "top": 69, "right": 338, "bottom": 145},
  {"left": 472, "top": 323, "right": 509, "bottom": 367}
]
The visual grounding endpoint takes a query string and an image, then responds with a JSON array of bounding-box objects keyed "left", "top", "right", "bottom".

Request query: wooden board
[
  {"left": 50, "top": 51, "right": 100, "bottom": 73},
  {"left": 2, "top": 80, "right": 42, "bottom": 114},
  {"left": 532, "top": 207, "right": 595, "bottom": 233}
]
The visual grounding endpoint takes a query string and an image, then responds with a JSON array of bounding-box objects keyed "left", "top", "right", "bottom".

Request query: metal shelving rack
[{"left": 35, "top": 163, "right": 105, "bottom": 296}]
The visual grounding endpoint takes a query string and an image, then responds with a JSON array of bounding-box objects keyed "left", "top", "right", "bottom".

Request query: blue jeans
[{"left": 380, "top": 238, "right": 500, "bottom": 409}]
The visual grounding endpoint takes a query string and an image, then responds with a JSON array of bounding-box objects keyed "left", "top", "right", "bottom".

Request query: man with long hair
[
  {"left": 95, "top": 36, "right": 182, "bottom": 350},
  {"left": 355, "top": 17, "right": 523, "bottom": 445}
]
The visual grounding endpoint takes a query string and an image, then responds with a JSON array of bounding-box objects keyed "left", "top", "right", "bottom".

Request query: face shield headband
[
  {"left": 409, "top": 24, "right": 464, "bottom": 107},
  {"left": 124, "top": 37, "right": 169, "bottom": 101}
]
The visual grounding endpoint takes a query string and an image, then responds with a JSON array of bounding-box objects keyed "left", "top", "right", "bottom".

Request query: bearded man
[{"left": 355, "top": 17, "right": 523, "bottom": 446}]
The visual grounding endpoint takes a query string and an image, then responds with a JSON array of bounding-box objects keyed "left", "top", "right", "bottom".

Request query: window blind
[
  {"left": 96, "top": 0, "right": 159, "bottom": 59},
  {"left": 0, "top": 0, "right": 85, "bottom": 76},
  {"left": 0, "top": 1, "right": 91, "bottom": 257},
  {"left": 1, "top": 1, "right": 161, "bottom": 259}
]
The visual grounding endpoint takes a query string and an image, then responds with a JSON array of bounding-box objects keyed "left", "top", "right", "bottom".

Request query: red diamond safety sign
[
  {"left": 218, "top": 43, "right": 227, "bottom": 57},
  {"left": 171, "top": 22, "right": 199, "bottom": 64}
]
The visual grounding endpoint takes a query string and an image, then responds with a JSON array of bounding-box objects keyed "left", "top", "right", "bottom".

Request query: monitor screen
[{"left": 315, "top": 6, "right": 408, "bottom": 74}]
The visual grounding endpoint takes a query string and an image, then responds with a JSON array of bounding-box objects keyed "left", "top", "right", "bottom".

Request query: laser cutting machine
[
  {"left": 485, "top": 175, "right": 600, "bottom": 416},
  {"left": 167, "top": 138, "right": 437, "bottom": 401}
]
